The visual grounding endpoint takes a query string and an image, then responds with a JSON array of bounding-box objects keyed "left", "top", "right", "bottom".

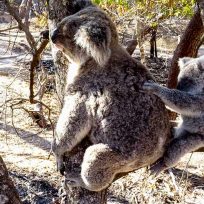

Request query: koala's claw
[
  {"left": 65, "top": 179, "right": 79, "bottom": 187},
  {"left": 56, "top": 158, "right": 65, "bottom": 175},
  {"left": 150, "top": 159, "right": 167, "bottom": 177},
  {"left": 59, "top": 164, "right": 65, "bottom": 175},
  {"left": 64, "top": 176, "right": 82, "bottom": 188}
]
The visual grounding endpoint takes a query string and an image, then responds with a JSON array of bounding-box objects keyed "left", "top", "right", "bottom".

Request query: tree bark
[
  {"left": 0, "top": 156, "right": 22, "bottom": 204},
  {"left": 126, "top": 39, "right": 138, "bottom": 55},
  {"left": 150, "top": 29, "right": 157, "bottom": 59},
  {"left": 48, "top": 1, "right": 108, "bottom": 203},
  {"left": 167, "top": 5, "right": 204, "bottom": 88},
  {"left": 59, "top": 138, "right": 107, "bottom": 204},
  {"left": 48, "top": 0, "right": 71, "bottom": 104}
]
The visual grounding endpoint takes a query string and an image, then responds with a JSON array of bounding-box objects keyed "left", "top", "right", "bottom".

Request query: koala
[
  {"left": 143, "top": 56, "right": 204, "bottom": 175},
  {"left": 51, "top": 0, "right": 170, "bottom": 192}
]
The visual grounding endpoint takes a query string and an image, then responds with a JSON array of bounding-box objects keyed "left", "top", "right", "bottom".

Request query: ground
[{"left": 1, "top": 11, "right": 204, "bottom": 204}]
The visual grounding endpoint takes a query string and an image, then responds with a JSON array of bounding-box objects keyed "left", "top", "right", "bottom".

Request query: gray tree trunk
[
  {"left": 48, "top": 0, "right": 70, "bottom": 104},
  {"left": 59, "top": 138, "right": 107, "bottom": 204},
  {"left": 0, "top": 156, "right": 22, "bottom": 204},
  {"left": 48, "top": 1, "right": 108, "bottom": 203}
]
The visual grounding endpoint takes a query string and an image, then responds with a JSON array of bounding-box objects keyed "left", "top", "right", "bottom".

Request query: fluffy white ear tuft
[
  {"left": 178, "top": 57, "right": 194, "bottom": 70},
  {"left": 75, "top": 22, "right": 111, "bottom": 66}
]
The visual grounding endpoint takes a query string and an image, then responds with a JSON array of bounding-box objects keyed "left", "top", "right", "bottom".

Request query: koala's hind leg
[
  {"left": 151, "top": 133, "right": 204, "bottom": 176},
  {"left": 65, "top": 143, "right": 127, "bottom": 192}
]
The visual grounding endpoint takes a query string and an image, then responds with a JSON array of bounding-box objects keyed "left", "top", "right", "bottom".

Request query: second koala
[{"left": 143, "top": 56, "right": 204, "bottom": 175}]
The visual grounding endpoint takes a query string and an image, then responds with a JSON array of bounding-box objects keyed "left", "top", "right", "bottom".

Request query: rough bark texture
[
  {"left": 126, "top": 39, "right": 138, "bottom": 55},
  {"left": 48, "top": 0, "right": 70, "bottom": 104},
  {"left": 48, "top": 1, "right": 107, "bottom": 203},
  {"left": 59, "top": 138, "right": 107, "bottom": 204},
  {"left": 150, "top": 29, "right": 157, "bottom": 59},
  {"left": 0, "top": 156, "right": 22, "bottom": 204},
  {"left": 167, "top": 6, "right": 204, "bottom": 88}
]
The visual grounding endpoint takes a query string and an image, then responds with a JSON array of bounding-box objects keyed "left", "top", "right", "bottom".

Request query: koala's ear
[
  {"left": 75, "top": 22, "right": 111, "bottom": 66},
  {"left": 178, "top": 57, "right": 194, "bottom": 69},
  {"left": 73, "top": 0, "right": 93, "bottom": 12}
]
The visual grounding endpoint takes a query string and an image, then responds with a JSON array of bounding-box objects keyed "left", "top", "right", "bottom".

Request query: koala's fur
[
  {"left": 143, "top": 56, "right": 204, "bottom": 175},
  {"left": 51, "top": 0, "right": 170, "bottom": 191}
]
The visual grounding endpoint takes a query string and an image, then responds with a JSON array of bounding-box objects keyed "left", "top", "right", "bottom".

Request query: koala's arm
[
  {"left": 143, "top": 82, "right": 204, "bottom": 116},
  {"left": 52, "top": 94, "right": 92, "bottom": 172}
]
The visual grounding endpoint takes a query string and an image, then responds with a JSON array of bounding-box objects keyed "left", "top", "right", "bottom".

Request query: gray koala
[
  {"left": 51, "top": 0, "right": 170, "bottom": 191},
  {"left": 143, "top": 56, "right": 204, "bottom": 175}
]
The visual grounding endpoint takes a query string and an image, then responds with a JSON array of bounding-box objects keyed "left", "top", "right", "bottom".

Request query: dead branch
[
  {"left": 0, "top": 25, "right": 18, "bottom": 33},
  {"left": 19, "top": 0, "right": 29, "bottom": 18},
  {"left": 3, "top": 97, "right": 54, "bottom": 132},
  {"left": 29, "top": 39, "right": 49, "bottom": 104},
  {"left": 4, "top": 0, "right": 36, "bottom": 49}
]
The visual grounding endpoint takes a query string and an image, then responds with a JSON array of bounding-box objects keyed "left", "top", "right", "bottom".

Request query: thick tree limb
[{"left": 60, "top": 138, "right": 107, "bottom": 204}]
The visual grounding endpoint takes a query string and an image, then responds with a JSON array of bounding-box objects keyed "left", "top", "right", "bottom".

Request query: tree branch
[
  {"left": 4, "top": 0, "right": 36, "bottom": 49},
  {"left": 29, "top": 39, "right": 49, "bottom": 104},
  {"left": 0, "top": 25, "right": 19, "bottom": 33}
]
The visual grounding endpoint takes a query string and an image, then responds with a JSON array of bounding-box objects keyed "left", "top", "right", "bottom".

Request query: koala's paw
[
  {"left": 150, "top": 159, "right": 167, "bottom": 177},
  {"left": 59, "top": 164, "right": 65, "bottom": 176},
  {"left": 56, "top": 157, "right": 65, "bottom": 175},
  {"left": 142, "top": 81, "right": 159, "bottom": 93},
  {"left": 64, "top": 175, "right": 83, "bottom": 188}
]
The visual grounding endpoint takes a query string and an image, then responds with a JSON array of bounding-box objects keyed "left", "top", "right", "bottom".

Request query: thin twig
[
  {"left": 3, "top": 97, "right": 55, "bottom": 138},
  {"left": 0, "top": 25, "right": 19, "bottom": 33},
  {"left": 10, "top": 106, "right": 20, "bottom": 137}
]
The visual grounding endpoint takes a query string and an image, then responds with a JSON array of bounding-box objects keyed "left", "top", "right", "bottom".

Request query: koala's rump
[{"left": 89, "top": 91, "right": 170, "bottom": 161}]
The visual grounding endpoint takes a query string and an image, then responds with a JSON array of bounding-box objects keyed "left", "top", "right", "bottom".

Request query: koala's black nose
[{"left": 51, "top": 29, "right": 59, "bottom": 43}]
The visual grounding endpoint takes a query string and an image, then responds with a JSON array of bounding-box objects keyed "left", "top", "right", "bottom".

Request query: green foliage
[
  {"left": 93, "top": 0, "right": 196, "bottom": 31},
  {"left": 93, "top": 0, "right": 196, "bottom": 19}
]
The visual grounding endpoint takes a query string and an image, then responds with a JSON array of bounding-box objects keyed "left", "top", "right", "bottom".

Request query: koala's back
[
  {"left": 93, "top": 90, "right": 169, "bottom": 157},
  {"left": 73, "top": 54, "right": 170, "bottom": 167}
]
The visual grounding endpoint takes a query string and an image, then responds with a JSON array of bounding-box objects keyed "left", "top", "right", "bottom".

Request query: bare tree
[{"left": 4, "top": 0, "right": 50, "bottom": 128}]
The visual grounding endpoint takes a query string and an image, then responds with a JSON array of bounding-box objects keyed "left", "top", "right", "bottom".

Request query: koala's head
[
  {"left": 51, "top": 5, "right": 118, "bottom": 66},
  {"left": 177, "top": 56, "right": 204, "bottom": 93}
]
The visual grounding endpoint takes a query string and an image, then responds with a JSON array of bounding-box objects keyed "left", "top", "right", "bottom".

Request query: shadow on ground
[{"left": 0, "top": 122, "right": 51, "bottom": 152}]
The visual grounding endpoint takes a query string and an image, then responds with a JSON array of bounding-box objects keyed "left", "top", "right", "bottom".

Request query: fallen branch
[{"left": 3, "top": 97, "right": 54, "bottom": 133}]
